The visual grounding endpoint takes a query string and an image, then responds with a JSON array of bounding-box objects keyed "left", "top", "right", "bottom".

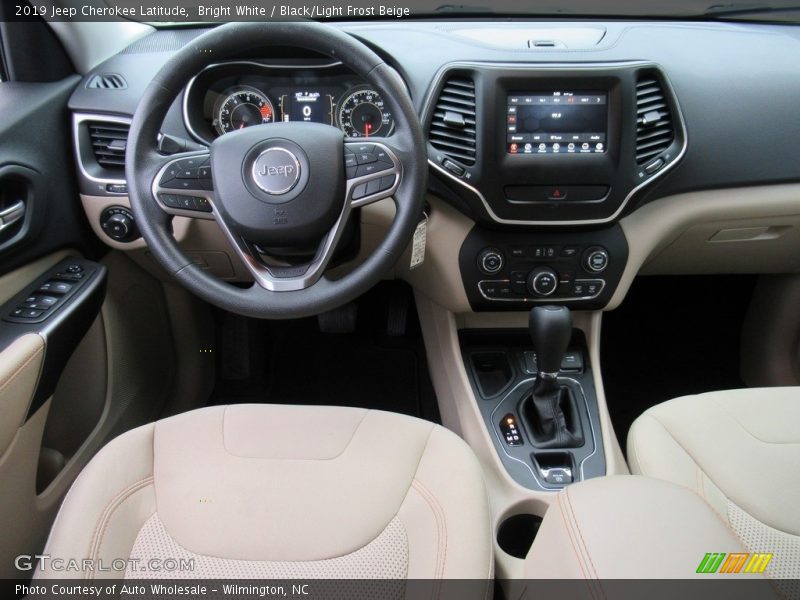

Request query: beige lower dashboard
[{"left": 82, "top": 182, "right": 800, "bottom": 311}]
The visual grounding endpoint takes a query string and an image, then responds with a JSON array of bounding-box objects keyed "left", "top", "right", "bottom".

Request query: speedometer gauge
[
  {"left": 214, "top": 86, "right": 274, "bottom": 135},
  {"left": 337, "top": 87, "right": 395, "bottom": 138}
]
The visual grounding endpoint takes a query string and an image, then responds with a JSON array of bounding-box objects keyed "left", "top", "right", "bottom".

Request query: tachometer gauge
[
  {"left": 214, "top": 86, "right": 274, "bottom": 135},
  {"left": 337, "top": 87, "right": 395, "bottom": 138}
]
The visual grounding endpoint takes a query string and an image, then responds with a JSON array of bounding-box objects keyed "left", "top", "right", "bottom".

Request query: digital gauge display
[{"left": 280, "top": 91, "right": 334, "bottom": 125}]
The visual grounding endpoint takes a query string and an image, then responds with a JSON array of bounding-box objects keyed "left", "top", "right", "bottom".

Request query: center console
[
  {"left": 460, "top": 307, "right": 606, "bottom": 491},
  {"left": 423, "top": 61, "right": 684, "bottom": 312},
  {"left": 421, "top": 62, "right": 684, "bottom": 488}
]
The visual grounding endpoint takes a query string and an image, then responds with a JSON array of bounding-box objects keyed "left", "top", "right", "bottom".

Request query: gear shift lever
[
  {"left": 529, "top": 306, "right": 572, "bottom": 396},
  {"left": 523, "top": 306, "right": 584, "bottom": 448}
]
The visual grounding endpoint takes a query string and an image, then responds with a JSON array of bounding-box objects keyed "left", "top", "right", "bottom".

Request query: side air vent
[
  {"left": 86, "top": 73, "right": 127, "bottom": 89},
  {"left": 429, "top": 76, "right": 477, "bottom": 166},
  {"left": 635, "top": 76, "right": 675, "bottom": 164},
  {"left": 88, "top": 122, "right": 129, "bottom": 169}
]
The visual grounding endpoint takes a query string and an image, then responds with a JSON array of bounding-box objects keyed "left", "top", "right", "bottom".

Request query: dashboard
[
  {"left": 67, "top": 20, "right": 800, "bottom": 314},
  {"left": 182, "top": 61, "right": 395, "bottom": 143}
]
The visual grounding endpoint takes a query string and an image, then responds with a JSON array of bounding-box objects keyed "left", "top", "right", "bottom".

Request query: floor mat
[
  {"left": 601, "top": 274, "right": 756, "bottom": 454},
  {"left": 209, "top": 282, "right": 440, "bottom": 423}
]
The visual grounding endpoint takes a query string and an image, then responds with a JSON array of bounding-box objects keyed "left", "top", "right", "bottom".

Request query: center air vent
[
  {"left": 88, "top": 122, "right": 129, "bottom": 170},
  {"left": 429, "top": 76, "right": 477, "bottom": 166},
  {"left": 86, "top": 73, "right": 127, "bottom": 89},
  {"left": 635, "top": 76, "right": 675, "bottom": 165}
]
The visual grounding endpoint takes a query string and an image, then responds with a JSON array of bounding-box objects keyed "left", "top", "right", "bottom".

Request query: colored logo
[{"left": 696, "top": 552, "right": 773, "bottom": 574}]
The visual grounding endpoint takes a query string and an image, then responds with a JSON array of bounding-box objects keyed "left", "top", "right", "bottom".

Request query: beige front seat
[
  {"left": 627, "top": 387, "right": 800, "bottom": 584},
  {"left": 37, "top": 405, "right": 493, "bottom": 584}
]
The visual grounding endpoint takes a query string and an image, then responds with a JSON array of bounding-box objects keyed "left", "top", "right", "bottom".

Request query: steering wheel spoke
[
  {"left": 151, "top": 150, "right": 216, "bottom": 220},
  {"left": 344, "top": 141, "right": 402, "bottom": 208},
  {"left": 214, "top": 201, "right": 353, "bottom": 292}
]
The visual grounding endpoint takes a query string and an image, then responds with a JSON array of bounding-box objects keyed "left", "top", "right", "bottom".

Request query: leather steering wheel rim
[{"left": 126, "top": 21, "right": 426, "bottom": 319}]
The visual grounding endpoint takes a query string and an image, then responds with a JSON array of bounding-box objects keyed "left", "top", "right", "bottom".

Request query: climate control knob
[
  {"left": 584, "top": 247, "right": 609, "bottom": 273},
  {"left": 477, "top": 248, "right": 505, "bottom": 275},
  {"left": 527, "top": 267, "right": 559, "bottom": 297}
]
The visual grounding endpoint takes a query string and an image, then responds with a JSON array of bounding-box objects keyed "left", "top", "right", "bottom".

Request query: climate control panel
[{"left": 459, "top": 225, "right": 628, "bottom": 310}]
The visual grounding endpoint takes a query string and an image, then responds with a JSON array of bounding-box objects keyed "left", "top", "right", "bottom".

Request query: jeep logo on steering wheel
[{"left": 251, "top": 147, "right": 302, "bottom": 195}]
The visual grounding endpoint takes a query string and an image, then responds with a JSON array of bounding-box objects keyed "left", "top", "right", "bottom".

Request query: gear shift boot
[{"left": 522, "top": 384, "right": 585, "bottom": 449}]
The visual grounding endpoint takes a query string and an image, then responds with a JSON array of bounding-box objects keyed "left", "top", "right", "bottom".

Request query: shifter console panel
[{"left": 460, "top": 328, "right": 606, "bottom": 491}]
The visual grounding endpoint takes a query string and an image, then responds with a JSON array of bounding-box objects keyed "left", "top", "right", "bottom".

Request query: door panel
[
  {"left": 0, "top": 58, "right": 108, "bottom": 575},
  {"left": 0, "top": 76, "right": 96, "bottom": 275}
]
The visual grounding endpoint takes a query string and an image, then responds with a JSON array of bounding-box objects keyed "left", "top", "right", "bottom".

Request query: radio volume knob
[
  {"left": 477, "top": 248, "right": 505, "bottom": 275},
  {"left": 528, "top": 267, "right": 559, "bottom": 297}
]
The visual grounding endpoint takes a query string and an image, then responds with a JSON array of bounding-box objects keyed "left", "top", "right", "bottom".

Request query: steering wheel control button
[
  {"left": 356, "top": 152, "right": 378, "bottom": 165},
  {"left": 477, "top": 248, "right": 505, "bottom": 275},
  {"left": 159, "top": 193, "right": 181, "bottom": 208},
  {"left": 194, "top": 197, "right": 212, "bottom": 212},
  {"left": 251, "top": 147, "right": 302, "bottom": 195},
  {"left": 374, "top": 149, "right": 393, "bottom": 164},
  {"left": 379, "top": 175, "right": 396, "bottom": 192},
  {"left": 349, "top": 143, "right": 375, "bottom": 154},
  {"left": 584, "top": 247, "right": 610, "bottom": 273},
  {"left": 354, "top": 162, "right": 391, "bottom": 177},
  {"left": 528, "top": 267, "right": 559, "bottom": 296},
  {"left": 162, "top": 179, "right": 196, "bottom": 191}
]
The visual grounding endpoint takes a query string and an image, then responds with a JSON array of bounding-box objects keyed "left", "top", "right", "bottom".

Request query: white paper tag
[{"left": 410, "top": 215, "right": 427, "bottom": 269}]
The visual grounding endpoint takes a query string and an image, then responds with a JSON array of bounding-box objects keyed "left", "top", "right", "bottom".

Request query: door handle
[{"left": 0, "top": 200, "right": 25, "bottom": 233}]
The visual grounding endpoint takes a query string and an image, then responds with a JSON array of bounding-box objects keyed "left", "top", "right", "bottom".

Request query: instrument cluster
[{"left": 183, "top": 60, "right": 395, "bottom": 143}]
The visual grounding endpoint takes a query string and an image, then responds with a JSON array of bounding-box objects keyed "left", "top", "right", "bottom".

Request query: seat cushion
[
  {"left": 525, "top": 476, "right": 767, "bottom": 581},
  {"left": 627, "top": 387, "right": 800, "bottom": 587},
  {"left": 38, "top": 405, "right": 493, "bottom": 583}
]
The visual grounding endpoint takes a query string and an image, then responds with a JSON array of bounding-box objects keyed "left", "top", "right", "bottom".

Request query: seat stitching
[
  {"left": 564, "top": 486, "right": 607, "bottom": 600},
  {"left": 627, "top": 420, "right": 648, "bottom": 475},
  {"left": 87, "top": 476, "right": 154, "bottom": 580},
  {"left": 556, "top": 492, "right": 590, "bottom": 581},
  {"left": 709, "top": 395, "right": 800, "bottom": 445},
  {"left": 87, "top": 476, "right": 151, "bottom": 562},
  {"left": 696, "top": 466, "right": 706, "bottom": 501},
  {"left": 556, "top": 492, "right": 599, "bottom": 600},
  {"left": 412, "top": 479, "right": 447, "bottom": 595},
  {"left": 0, "top": 340, "right": 43, "bottom": 396},
  {"left": 643, "top": 413, "right": 717, "bottom": 497}
]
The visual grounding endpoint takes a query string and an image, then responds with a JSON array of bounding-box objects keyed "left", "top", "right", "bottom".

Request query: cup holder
[{"left": 497, "top": 514, "right": 543, "bottom": 559}]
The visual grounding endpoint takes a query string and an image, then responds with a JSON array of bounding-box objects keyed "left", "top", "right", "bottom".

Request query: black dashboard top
[{"left": 69, "top": 20, "right": 800, "bottom": 224}]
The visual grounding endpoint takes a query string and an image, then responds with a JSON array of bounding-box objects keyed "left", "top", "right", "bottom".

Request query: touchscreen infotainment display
[{"left": 507, "top": 91, "right": 607, "bottom": 154}]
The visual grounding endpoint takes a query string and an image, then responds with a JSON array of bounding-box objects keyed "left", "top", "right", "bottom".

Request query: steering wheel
[{"left": 126, "top": 22, "right": 426, "bottom": 319}]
